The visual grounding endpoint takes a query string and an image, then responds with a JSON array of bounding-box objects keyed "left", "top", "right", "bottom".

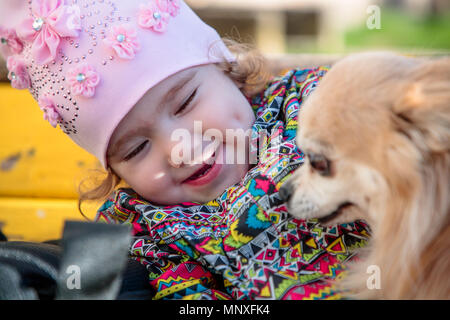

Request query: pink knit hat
[{"left": 0, "top": 0, "right": 235, "bottom": 168}]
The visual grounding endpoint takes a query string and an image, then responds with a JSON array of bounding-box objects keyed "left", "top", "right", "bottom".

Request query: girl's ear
[{"left": 392, "top": 58, "right": 450, "bottom": 153}]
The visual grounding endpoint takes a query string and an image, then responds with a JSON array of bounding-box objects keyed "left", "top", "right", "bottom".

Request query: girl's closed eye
[
  {"left": 124, "top": 140, "right": 150, "bottom": 161},
  {"left": 122, "top": 88, "right": 198, "bottom": 162},
  {"left": 174, "top": 88, "right": 197, "bottom": 116}
]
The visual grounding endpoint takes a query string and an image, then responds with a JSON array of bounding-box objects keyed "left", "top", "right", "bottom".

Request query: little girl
[{"left": 2, "top": 0, "right": 369, "bottom": 299}]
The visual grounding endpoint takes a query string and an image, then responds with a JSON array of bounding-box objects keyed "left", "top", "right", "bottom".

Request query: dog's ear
[{"left": 392, "top": 58, "right": 450, "bottom": 153}]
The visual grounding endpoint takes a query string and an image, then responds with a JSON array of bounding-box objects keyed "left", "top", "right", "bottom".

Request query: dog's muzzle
[{"left": 279, "top": 180, "right": 294, "bottom": 203}]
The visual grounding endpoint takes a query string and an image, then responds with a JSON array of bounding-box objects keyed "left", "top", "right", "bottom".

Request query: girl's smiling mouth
[{"left": 182, "top": 154, "right": 222, "bottom": 187}]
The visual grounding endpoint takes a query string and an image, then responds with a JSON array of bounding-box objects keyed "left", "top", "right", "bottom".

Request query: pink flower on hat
[
  {"left": 0, "top": 26, "right": 23, "bottom": 57},
  {"left": 67, "top": 63, "right": 100, "bottom": 98},
  {"left": 138, "top": 1, "right": 170, "bottom": 32},
  {"left": 159, "top": 0, "right": 181, "bottom": 17},
  {"left": 104, "top": 24, "right": 141, "bottom": 60},
  {"left": 38, "top": 95, "right": 62, "bottom": 128},
  {"left": 6, "top": 55, "right": 31, "bottom": 90},
  {"left": 16, "top": 0, "right": 81, "bottom": 65}
]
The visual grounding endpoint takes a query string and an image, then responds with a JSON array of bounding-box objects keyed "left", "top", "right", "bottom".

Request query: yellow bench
[{"left": 0, "top": 83, "right": 101, "bottom": 242}]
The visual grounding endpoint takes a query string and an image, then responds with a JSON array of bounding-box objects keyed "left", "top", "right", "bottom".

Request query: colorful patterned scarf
[{"left": 95, "top": 66, "right": 370, "bottom": 300}]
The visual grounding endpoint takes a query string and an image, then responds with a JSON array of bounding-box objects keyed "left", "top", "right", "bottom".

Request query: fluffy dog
[{"left": 280, "top": 52, "right": 450, "bottom": 299}]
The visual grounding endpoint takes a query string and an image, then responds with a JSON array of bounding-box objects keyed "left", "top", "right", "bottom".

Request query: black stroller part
[
  {"left": 0, "top": 221, "right": 154, "bottom": 300},
  {"left": 55, "top": 221, "right": 132, "bottom": 299},
  {"left": 0, "top": 242, "right": 60, "bottom": 300},
  {"left": 0, "top": 228, "right": 7, "bottom": 242}
]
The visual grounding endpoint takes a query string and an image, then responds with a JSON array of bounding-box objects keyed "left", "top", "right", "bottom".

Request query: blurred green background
[
  {"left": 345, "top": 8, "right": 450, "bottom": 52},
  {"left": 186, "top": 0, "right": 450, "bottom": 56}
]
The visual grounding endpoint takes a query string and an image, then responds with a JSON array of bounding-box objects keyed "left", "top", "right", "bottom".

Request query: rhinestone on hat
[
  {"left": 32, "top": 17, "right": 45, "bottom": 32},
  {"left": 116, "top": 34, "right": 126, "bottom": 42},
  {"left": 153, "top": 12, "right": 161, "bottom": 20},
  {"left": 10, "top": 72, "right": 16, "bottom": 80},
  {"left": 76, "top": 73, "right": 86, "bottom": 83},
  {"left": 1, "top": 37, "right": 7, "bottom": 44}
]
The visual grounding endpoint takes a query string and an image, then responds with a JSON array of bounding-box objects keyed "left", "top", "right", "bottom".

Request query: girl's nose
[
  {"left": 160, "top": 128, "right": 192, "bottom": 169},
  {"left": 163, "top": 126, "right": 203, "bottom": 168},
  {"left": 167, "top": 155, "right": 183, "bottom": 168}
]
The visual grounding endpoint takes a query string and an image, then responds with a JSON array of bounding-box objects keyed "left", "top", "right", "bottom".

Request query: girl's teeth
[{"left": 188, "top": 164, "right": 212, "bottom": 181}]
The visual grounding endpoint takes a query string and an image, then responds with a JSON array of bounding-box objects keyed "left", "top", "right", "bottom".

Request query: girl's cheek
[
  {"left": 189, "top": 95, "right": 252, "bottom": 135},
  {"left": 151, "top": 170, "right": 168, "bottom": 182},
  {"left": 132, "top": 154, "right": 163, "bottom": 184},
  {"left": 133, "top": 171, "right": 168, "bottom": 201}
]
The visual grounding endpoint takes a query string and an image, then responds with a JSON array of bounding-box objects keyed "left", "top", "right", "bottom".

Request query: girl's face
[{"left": 107, "top": 64, "right": 255, "bottom": 204}]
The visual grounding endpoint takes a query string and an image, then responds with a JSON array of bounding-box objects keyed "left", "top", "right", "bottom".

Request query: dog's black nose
[{"left": 279, "top": 180, "right": 293, "bottom": 203}]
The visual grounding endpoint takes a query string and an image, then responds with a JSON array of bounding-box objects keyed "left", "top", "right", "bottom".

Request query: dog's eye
[{"left": 308, "top": 153, "right": 331, "bottom": 176}]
